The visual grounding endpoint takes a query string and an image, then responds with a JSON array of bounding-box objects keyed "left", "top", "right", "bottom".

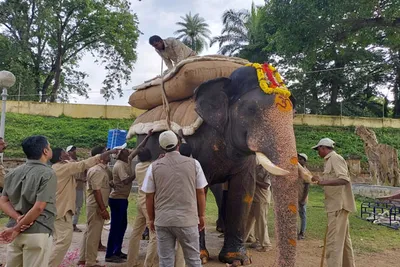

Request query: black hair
[
  {"left": 138, "top": 147, "right": 152, "bottom": 162},
  {"left": 50, "top": 148, "right": 64, "bottom": 164},
  {"left": 163, "top": 145, "right": 178, "bottom": 153},
  {"left": 298, "top": 154, "right": 307, "bottom": 162},
  {"left": 91, "top": 146, "right": 106, "bottom": 156},
  {"left": 149, "top": 35, "right": 162, "bottom": 45},
  {"left": 21, "top": 135, "right": 49, "bottom": 160},
  {"left": 179, "top": 143, "right": 192, "bottom": 157}
]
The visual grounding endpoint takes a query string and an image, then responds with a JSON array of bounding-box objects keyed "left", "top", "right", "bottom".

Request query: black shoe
[
  {"left": 298, "top": 232, "right": 305, "bottom": 240},
  {"left": 117, "top": 252, "right": 127, "bottom": 259},
  {"left": 105, "top": 255, "right": 126, "bottom": 263}
]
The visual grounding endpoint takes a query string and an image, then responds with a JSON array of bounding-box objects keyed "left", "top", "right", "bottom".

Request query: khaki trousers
[
  {"left": 127, "top": 200, "right": 185, "bottom": 267},
  {"left": 6, "top": 233, "right": 52, "bottom": 267},
  {"left": 79, "top": 205, "right": 105, "bottom": 266},
  {"left": 326, "top": 209, "right": 355, "bottom": 267},
  {"left": 244, "top": 201, "right": 271, "bottom": 247},
  {"left": 49, "top": 211, "right": 73, "bottom": 267}
]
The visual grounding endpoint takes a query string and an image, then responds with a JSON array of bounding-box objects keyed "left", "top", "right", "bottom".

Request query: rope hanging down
[{"left": 160, "top": 58, "right": 171, "bottom": 130}]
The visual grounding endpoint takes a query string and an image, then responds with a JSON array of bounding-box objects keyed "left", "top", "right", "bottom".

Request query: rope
[
  {"left": 160, "top": 58, "right": 171, "bottom": 130},
  {"left": 320, "top": 224, "right": 329, "bottom": 267}
]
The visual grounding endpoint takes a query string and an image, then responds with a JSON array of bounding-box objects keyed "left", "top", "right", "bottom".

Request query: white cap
[
  {"left": 298, "top": 153, "right": 308, "bottom": 161},
  {"left": 159, "top": 130, "right": 178, "bottom": 150},
  {"left": 66, "top": 145, "right": 76, "bottom": 152},
  {"left": 312, "top": 138, "right": 335, "bottom": 150},
  {"left": 113, "top": 143, "right": 127, "bottom": 150}
]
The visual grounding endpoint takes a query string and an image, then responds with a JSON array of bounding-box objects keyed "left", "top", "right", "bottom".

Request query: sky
[{"left": 69, "top": 0, "right": 265, "bottom": 106}]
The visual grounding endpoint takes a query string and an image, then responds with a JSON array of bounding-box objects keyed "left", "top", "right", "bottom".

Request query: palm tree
[
  {"left": 174, "top": 12, "right": 212, "bottom": 54},
  {"left": 210, "top": 3, "right": 266, "bottom": 56}
]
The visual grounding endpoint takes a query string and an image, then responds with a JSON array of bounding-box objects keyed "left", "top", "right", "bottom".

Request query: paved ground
[{"left": 1, "top": 224, "right": 399, "bottom": 266}]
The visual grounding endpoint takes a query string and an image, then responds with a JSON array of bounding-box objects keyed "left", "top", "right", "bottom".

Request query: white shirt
[{"left": 141, "top": 158, "right": 208, "bottom": 193}]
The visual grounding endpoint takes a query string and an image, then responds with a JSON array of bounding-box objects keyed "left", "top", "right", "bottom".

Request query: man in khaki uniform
[
  {"left": 244, "top": 165, "right": 272, "bottom": 252},
  {"left": 105, "top": 149, "right": 134, "bottom": 262},
  {"left": 142, "top": 130, "right": 207, "bottom": 267},
  {"left": 311, "top": 138, "right": 356, "bottom": 267},
  {"left": 298, "top": 153, "right": 310, "bottom": 240},
  {"left": 66, "top": 145, "right": 87, "bottom": 232},
  {"left": 48, "top": 147, "right": 118, "bottom": 267},
  {"left": 0, "top": 135, "right": 56, "bottom": 267},
  {"left": 149, "top": 35, "right": 197, "bottom": 71},
  {"left": 79, "top": 146, "right": 115, "bottom": 267},
  {"left": 0, "top": 137, "right": 7, "bottom": 193}
]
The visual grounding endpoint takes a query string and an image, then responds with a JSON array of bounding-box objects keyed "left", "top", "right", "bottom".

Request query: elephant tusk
[
  {"left": 255, "top": 152, "right": 290, "bottom": 176},
  {"left": 298, "top": 163, "right": 313, "bottom": 183}
]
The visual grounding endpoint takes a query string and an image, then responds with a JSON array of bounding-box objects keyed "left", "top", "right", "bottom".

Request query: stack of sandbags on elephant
[
  {"left": 129, "top": 55, "right": 249, "bottom": 110},
  {"left": 127, "top": 55, "right": 249, "bottom": 138}
]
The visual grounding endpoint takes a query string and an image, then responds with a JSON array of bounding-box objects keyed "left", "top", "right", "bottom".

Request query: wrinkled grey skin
[{"left": 135, "top": 66, "right": 298, "bottom": 266}]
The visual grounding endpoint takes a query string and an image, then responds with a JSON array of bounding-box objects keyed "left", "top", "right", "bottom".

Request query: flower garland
[{"left": 245, "top": 63, "right": 291, "bottom": 98}]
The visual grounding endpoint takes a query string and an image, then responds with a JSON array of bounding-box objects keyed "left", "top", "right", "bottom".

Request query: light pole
[{"left": 0, "top": 71, "right": 16, "bottom": 138}]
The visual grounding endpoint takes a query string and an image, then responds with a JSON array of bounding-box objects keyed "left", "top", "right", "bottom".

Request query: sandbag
[
  {"left": 127, "top": 98, "right": 202, "bottom": 139},
  {"left": 129, "top": 60, "right": 244, "bottom": 110}
]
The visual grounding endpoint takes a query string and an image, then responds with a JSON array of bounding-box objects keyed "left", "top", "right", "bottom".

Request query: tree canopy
[
  {"left": 0, "top": 0, "right": 140, "bottom": 102},
  {"left": 212, "top": 0, "right": 400, "bottom": 117}
]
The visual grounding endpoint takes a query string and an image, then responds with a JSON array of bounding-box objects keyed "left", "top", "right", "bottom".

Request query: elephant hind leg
[{"left": 199, "top": 229, "right": 209, "bottom": 264}]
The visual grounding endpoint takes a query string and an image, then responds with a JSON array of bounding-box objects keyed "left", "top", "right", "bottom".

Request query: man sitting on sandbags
[{"left": 149, "top": 35, "right": 196, "bottom": 71}]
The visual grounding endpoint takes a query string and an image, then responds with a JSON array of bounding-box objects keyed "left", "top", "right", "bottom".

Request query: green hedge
[
  {"left": 3, "top": 113, "right": 136, "bottom": 157},
  {"left": 296, "top": 125, "right": 400, "bottom": 166},
  {"left": 3, "top": 113, "right": 400, "bottom": 167}
]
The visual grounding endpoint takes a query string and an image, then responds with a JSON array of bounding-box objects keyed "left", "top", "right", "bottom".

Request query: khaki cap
[
  {"left": 312, "top": 138, "right": 335, "bottom": 150},
  {"left": 159, "top": 130, "right": 178, "bottom": 150}
]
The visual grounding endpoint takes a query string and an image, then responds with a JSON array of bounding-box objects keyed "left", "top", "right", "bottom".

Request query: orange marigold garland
[{"left": 245, "top": 62, "right": 291, "bottom": 98}]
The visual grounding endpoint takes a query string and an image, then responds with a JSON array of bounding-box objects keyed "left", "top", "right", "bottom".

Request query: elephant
[{"left": 135, "top": 65, "right": 299, "bottom": 266}]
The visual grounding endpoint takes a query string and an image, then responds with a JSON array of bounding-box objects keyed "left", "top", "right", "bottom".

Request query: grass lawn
[
  {"left": 1, "top": 186, "right": 399, "bottom": 254},
  {"left": 4, "top": 112, "right": 400, "bottom": 169}
]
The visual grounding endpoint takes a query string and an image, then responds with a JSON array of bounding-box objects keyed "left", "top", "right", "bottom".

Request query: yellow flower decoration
[{"left": 245, "top": 63, "right": 291, "bottom": 98}]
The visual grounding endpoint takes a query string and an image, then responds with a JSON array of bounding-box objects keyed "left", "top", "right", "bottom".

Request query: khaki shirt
[
  {"left": 110, "top": 160, "right": 132, "bottom": 199},
  {"left": 298, "top": 166, "right": 310, "bottom": 203},
  {"left": 322, "top": 151, "right": 356, "bottom": 213},
  {"left": 135, "top": 161, "right": 151, "bottom": 206},
  {"left": 87, "top": 164, "right": 111, "bottom": 208},
  {"left": 156, "top": 37, "right": 196, "bottom": 70},
  {"left": 75, "top": 171, "right": 87, "bottom": 190},
  {"left": 254, "top": 165, "right": 271, "bottom": 203},
  {"left": 0, "top": 163, "right": 5, "bottom": 188},
  {"left": 52, "top": 156, "right": 100, "bottom": 219},
  {"left": 2, "top": 160, "right": 57, "bottom": 235}
]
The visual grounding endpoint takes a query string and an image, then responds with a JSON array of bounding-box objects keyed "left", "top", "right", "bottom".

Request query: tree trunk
[
  {"left": 41, "top": 71, "right": 55, "bottom": 102},
  {"left": 392, "top": 54, "right": 400, "bottom": 118},
  {"left": 50, "top": 54, "right": 62, "bottom": 102},
  {"left": 310, "top": 89, "right": 318, "bottom": 114},
  {"left": 326, "top": 60, "right": 344, "bottom": 115}
]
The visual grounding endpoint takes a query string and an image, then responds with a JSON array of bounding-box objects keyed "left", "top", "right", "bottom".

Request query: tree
[
  {"left": 174, "top": 12, "right": 211, "bottom": 54},
  {"left": 252, "top": 0, "right": 400, "bottom": 116},
  {"left": 0, "top": 0, "right": 140, "bottom": 102},
  {"left": 0, "top": 34, "right": 36, "bottom": 101},
  {"left": 210, "top": 3, "right": 268, "bottom": 61}
]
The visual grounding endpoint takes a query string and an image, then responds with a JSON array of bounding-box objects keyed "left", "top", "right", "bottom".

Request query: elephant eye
[{"left": 247, "top": 105, "right": 257, "bottom": 114}]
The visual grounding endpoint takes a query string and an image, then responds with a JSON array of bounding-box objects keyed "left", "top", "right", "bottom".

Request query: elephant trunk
[{"left": 260, "top": 105, "right": 298, "bottom": 267}]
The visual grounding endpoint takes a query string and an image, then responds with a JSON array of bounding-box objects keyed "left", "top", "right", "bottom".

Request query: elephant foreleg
[{"left": 218, "top": 169, "right": 256, "bottom": 265}]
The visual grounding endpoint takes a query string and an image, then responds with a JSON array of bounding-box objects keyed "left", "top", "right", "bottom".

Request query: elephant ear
[{"left": 194, "top": 77, "right": 231, "bottom": 134}]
